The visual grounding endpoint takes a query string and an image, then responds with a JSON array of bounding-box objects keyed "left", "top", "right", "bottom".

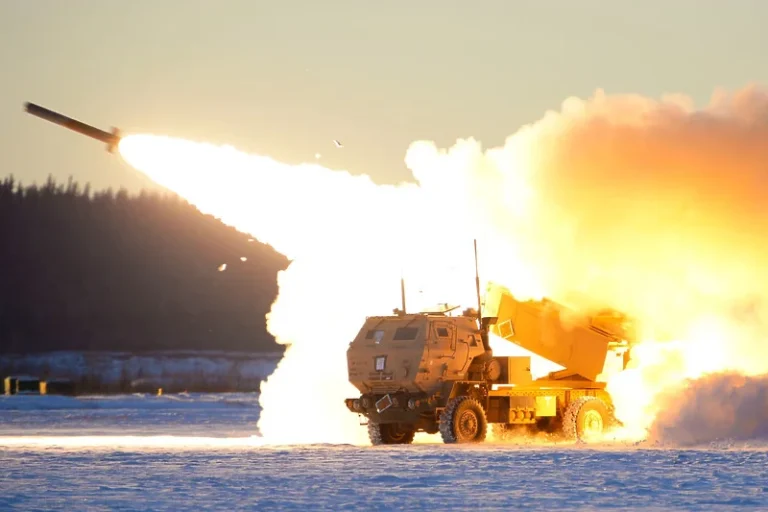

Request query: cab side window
[{"left": 432, "top": 324, "right": 455, "bottom": 350}]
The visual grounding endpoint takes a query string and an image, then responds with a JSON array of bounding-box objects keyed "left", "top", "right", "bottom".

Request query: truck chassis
[{"left": 345, "top": 367, "right": 619, "bottom": 445}]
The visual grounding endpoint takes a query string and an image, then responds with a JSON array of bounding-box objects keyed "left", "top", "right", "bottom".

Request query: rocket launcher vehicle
[{"left": 344, "top": 241, "right": 638, "bottom": 445}]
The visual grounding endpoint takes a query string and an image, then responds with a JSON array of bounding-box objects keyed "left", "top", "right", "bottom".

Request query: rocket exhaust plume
[{"left": 118, "top": 83, "right": 768, "bottom": 446}]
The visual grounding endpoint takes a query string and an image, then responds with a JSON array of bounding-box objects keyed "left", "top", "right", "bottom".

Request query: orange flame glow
[{"left": 118, "top": 84, "right": 768, "bottom": 446}]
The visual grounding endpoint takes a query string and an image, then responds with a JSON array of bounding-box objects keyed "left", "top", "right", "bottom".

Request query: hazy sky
[{"left": 1, "top": 1, "right": 766, "bottom": 193}]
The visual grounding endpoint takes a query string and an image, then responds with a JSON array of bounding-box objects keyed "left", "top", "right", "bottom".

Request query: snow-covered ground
[
  {"left": 0, "top": 392, "right": 262, "bottom": 437},
  {"left": 1, "top": 394, "right": 766, "bottom": 510}
]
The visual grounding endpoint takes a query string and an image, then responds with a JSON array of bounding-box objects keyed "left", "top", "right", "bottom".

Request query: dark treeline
[{"left": 0, "top": 175, "right": 290, "bottom": 355}]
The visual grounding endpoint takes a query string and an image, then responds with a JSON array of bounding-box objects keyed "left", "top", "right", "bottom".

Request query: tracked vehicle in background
[{"left": 344, "top": 241, "right": 636, "bottom": 445}]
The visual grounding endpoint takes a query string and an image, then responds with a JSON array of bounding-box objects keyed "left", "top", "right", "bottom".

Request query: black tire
[
  {"left": 562, "top": 396, "right": 610, "bottom": 443},
  {"left": 439, "top": 396, "right": 488, "bottom": 444},
  {"left": 368, "top": 422, "right": 416, "bottom": 445}
]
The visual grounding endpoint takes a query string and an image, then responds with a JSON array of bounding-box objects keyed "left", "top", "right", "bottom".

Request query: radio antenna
[
  {"left": 400, "top": 271, "right": 407, "bottom": 315},
  {"left": 474, "top": 239, "right": 482, "bottom": 323}
]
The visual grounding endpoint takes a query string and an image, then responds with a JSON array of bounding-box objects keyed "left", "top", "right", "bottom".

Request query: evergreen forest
[{"left": 0, "top": 175, "right": 290, "bottom": 355}]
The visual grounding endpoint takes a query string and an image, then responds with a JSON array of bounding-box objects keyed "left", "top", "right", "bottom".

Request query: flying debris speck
[
  {"left": 240, "top": 257, "right": 247, "bottom": 262},
  {"left": 333, "top": 140, "right": 343, "bottom": 148},
  {"left": 315, "top": 153, "right": 321, "bottom": 159},
  {"left": 218, "top": 263, "right": 227, "bottom": 271}
]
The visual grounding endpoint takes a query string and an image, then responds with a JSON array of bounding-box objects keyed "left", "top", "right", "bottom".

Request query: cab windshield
[{"left": 364, "top": 325, "right": 420, "bottom": 344}]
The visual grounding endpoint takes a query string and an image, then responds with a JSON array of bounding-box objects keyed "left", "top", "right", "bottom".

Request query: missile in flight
[{"left": 24, "top": 102, "right": 121, "bottom": 153}]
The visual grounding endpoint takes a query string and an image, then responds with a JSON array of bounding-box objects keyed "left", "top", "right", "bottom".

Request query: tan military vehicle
[{"left": 344, "top": 251, "right": 635, "bottom": 445}]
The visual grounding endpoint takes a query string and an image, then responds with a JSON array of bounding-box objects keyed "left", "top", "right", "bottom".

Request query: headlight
[
  {"left": 407, "top": 398, "right": 417, "bottom": 410},
  {"left": 353, "top": 399, "right": 361, "bottom": 411}
]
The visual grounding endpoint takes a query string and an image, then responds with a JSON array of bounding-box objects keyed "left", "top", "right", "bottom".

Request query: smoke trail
[
  {"left": 405, "top": 84, "right": 768, "bottom": 440},
  {"left": 119, "top": 83, "right": 768, "bottom": 444}
]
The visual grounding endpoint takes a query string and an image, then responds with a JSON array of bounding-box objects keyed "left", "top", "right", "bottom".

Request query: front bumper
[{"left": 345, "top": 391, "right": 433, "bottom": 420}]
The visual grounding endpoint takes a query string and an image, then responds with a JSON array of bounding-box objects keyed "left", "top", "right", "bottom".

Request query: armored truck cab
[{"left": 346, "top": 313, "right": 488, "bottom": 443}]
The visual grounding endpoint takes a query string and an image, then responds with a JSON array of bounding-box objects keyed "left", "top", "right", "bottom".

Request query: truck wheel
[
  {"left": 368, "top": 422, "right": 415, "bottom": 445},
  {"left": 562, "top": 396, "right": 609, "bottom": 443},
  {"left": 439, "top": 396, "right": 488, "bottom": 444}
]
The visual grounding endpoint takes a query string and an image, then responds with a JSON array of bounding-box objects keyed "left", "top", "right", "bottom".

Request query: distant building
[{"left": 4, "top": 375, "right": 40, "bottom": 395}]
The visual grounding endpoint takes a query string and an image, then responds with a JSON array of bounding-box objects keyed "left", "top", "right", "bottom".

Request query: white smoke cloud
[
  {"left": 119, "top": 83, "right": 768, "bottom": 445},
  {"left": 649, "top": 372, "right": 768, "bottom": 446}
]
